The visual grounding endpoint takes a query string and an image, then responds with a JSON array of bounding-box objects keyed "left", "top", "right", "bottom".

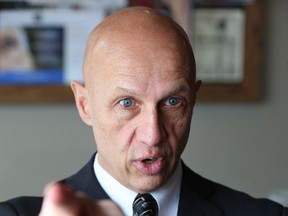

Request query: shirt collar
[{"left": 94, "top": 153, "right": 182, "bottom": 216}]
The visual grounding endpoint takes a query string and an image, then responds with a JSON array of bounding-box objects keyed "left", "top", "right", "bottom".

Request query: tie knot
[{"left": 133, "top": 193, "right": 159, "bottom": 216}]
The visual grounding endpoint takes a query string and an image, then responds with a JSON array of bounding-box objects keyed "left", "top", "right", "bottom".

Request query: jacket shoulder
[
  {"left": 182, "top": 164, "right": 288, "bottom": 216},
  {"left": 210, "top": 182, "right": 287, "bottom": 216},
  {"left": 0, "top": 196, "right": 42, "bottom": 216}
]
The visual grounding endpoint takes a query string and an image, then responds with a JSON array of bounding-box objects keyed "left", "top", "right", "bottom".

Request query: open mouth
[
  {"left": 134, "top": 156, "right": 166, "bottom": 175},
  {"left": 143, "top": 158, "right": 157, "bottom": 164}
]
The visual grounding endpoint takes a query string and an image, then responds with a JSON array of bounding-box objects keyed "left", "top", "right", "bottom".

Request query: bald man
[{"left": 0, "top": 7, "right": 287, "bottom": 216}]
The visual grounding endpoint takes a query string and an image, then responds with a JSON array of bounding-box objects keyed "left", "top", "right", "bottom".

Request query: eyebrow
[
  {"left": 167, "top": 83, "right": 191, "bottom": 96},
  {"left": 114, "top": 87, "right": 138, "bottom": 96}
]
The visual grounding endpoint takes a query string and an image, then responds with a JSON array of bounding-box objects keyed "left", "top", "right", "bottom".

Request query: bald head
[{"left": 82, "top": 7, "right": 196, "bottom": 89}]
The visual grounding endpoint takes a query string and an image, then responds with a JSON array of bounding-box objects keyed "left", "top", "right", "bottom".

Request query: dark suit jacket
[{"left": 0, "top": 154, "right": 287, "bottom": 216}]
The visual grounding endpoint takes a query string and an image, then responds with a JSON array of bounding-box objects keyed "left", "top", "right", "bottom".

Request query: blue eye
[
  {"left": 119, "top": 98, "right": 134, "bottom": 107},
  {"left": 166, "top": 97, "right": 180, "bottom": 106}
]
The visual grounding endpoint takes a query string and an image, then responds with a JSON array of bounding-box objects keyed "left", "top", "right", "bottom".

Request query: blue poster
[{"left": 0, "top": 26, "right": 64, "bottom": 85}]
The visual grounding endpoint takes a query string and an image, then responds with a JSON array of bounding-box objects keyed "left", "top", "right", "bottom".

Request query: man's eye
[
  {"left": 165, "top": 97, "right": 181, "bottom": 106},
  {"left": 119, "top": 98, "right": 134, "bottom": 107}
]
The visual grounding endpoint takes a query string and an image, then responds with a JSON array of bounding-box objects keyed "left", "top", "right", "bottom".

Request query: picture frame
[
  {"left": 0, "top": 8, "right": 104, "bottom": 103},
  {"left": 196, "top": 0, "right": 263, "bottom": 101}
]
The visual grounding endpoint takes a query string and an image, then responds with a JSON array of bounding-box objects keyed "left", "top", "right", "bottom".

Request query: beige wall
[{"left": 0, "top": 0, "right": 287, "bottom": 204}]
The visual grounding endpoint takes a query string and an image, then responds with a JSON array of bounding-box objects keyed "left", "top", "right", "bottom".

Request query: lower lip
[{"left": 134, "top": 158, "right": 166, "bottom": 175}]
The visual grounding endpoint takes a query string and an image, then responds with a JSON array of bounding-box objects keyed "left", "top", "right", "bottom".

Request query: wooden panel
[{"left": 0, "top": 85, "right": 74, "bottom": 103}]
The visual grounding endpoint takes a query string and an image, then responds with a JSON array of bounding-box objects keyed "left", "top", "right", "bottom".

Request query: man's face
[{"left": 82, "top": 40, "right": 195, "bottom": 193}]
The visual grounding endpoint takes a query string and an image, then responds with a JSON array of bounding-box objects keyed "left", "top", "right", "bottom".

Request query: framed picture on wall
[
  {"left": 193, "top": 0, "right": 263, "bottom": 101},
  {"left": 0, "top": 8, "right": 105, "bottom": 102}
]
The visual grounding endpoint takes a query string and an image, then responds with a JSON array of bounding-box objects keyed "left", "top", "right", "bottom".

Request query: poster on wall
[
  {"left": 0, "top": 9, "right": 105, "bottom": 85},
  {"left": 0, "top": 25, "right": 64, "bottom": 84}
]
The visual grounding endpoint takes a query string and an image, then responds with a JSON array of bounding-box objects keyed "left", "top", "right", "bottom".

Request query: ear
[
  {"left": 195, "top": 80, "right": 202, "bottom": 93},
  {"left": 70, "top": 81, "right": 92, "bottom": 126},
  {"left": 192, "top": 80, "right": 202, "bottom": 105}
]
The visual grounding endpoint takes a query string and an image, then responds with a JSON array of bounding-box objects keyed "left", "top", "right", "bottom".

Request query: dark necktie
[{"left": 132, "top": 193, "right": 159, "bottom": 216}]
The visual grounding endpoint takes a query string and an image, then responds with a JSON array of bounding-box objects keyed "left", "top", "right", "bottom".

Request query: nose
[{"left": 136, "top": 107, "right": 165, "bottom": 147}]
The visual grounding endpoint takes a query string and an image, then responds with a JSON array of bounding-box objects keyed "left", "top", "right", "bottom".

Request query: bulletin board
[{"left": 0, "top": 0, "right": 262, "bottom": 103}]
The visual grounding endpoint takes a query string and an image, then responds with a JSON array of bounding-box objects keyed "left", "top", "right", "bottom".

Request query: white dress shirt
[{"left": 94, "top": 153, "right": 182, "bottom": 216}]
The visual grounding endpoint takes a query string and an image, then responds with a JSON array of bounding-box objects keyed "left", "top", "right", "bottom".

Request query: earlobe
[{"left": 70, "top": 81, "right": 92, "bottom": 126}]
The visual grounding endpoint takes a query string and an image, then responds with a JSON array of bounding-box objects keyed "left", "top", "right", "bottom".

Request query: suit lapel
[
  {"left": 62, "top": 153, "right": 110, "bottom": 200},
  {"left": 177, "top": 163, "right": 223, "bottom": 216}
]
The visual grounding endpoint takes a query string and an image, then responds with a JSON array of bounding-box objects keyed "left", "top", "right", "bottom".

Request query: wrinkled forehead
[{"left": 83, "top": 7, "right": 195, "bottom": 87}]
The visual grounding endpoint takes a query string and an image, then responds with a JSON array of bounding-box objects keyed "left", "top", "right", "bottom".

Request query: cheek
[
  {"left": 165, "top": 111, "right": 192, "bottom": 152},
  {"left": 92, "top": 108, "right": 134, "bottom": 154},
  {"left": 92, "top": 114, "right": 133, "bottom": 174}
]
